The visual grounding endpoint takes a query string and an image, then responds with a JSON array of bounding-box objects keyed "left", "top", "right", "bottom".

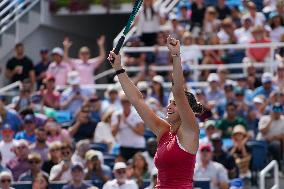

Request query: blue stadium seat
[
  {"left": 90, "top": 142, "right": 108, "bottom": 153},
  {"left": 144, "top": 129, "right": 156, "bottom": 141},
  {"left": 103, "top": 153, "right": 116, "bottom": 169},
  {"left": 193, "top": 179, "right": 210, "bottom": 189},
  {"left": 140, "top": 179, "right": 151, "bottom": 189}
]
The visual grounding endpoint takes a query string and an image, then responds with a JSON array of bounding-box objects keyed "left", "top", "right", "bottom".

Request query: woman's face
[
  {"left": 134, "top": 155, "right": 145, "bottom": 169},
  {"left": 166, "top": 99, "right": 180, "bottom": 124},
  {"left": 152, "top": 82, "right": 161, "bottom": 92},
  {"left": 232, "top": 133, "right": 245, "bottom": 142},
  {"left": 0, "top": 176, "right": 12, "bottom": 189}
]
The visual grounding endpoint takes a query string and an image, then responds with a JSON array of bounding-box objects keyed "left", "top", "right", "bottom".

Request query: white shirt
[
  {"left": 137, "top": 7, "right": 160, "bottom": 35},
  {"left": 257, "top": 115, "right": 284, "bottom": 140},
  {"left": 234, "top": 27, "right": 253, "bottom": 44},
  {"left": 194, "top": 161, "right": 229, "bottom": 189},
  {"left": 111, "top": 109, "right": 145, "bottom": 148},
  {"left": 270, "top": 26, "right": 284, "bottom": 42},
  {"left": 94, "top": 122, "right": 116, "bottom": 146},
  {"left": 180, "top": 45, "right": 202, "bottom": 65},
  {"left": 0, "top": 140, "right": 17, "bottom": 166},
  {"left": 49, "top": 161, "right": 72, "bottom": 181},
  {"left": 217, "top": 30, "right": 230, "bottom": 44},
  {"left": 142, "top": 151, "right": 154, "bottom": 172},
  {"left": 245, "top": 12, "right": 266, "bottom": 26},
  {"left": 103, "top": 179, "right": 138, "bottom": 189}
]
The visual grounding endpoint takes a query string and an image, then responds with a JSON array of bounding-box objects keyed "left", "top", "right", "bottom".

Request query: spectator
[
  {"left": 203, "top": 6, "right": 220, "bottom": 35},
  {"left": 46, "top": 47, "right": 71, "bottom": 86},
  {"left": 111, "top": 93, "right": 145, "bottom": 161},
  {"left": 32, "top": 173, "right": 50, "bottom": 189},
  {"left": 177, "top": 4, "right": 190, "bottom": 30},
  {"left": 49, "top": 143, "right": 73, "bottom": 181},
  {"left": 245, "top": 2, "right": 266, "bottom": 26},
  {"left": 269, "top": 12, "right": 284, "bottom": 42},
  {"left": 35, "top": 48, "right": 51, "bottom": 89},
  {"left": 62, "top": 163, "right": 92, "bottom": 189},
  {"left": 216, "top": 102, "right": 247, "bottom": 138},
  {"left": 6, "top": 140, "right": 30, "bottom": 181},
  {"left": 215, "top": 0, "right": 231, "bottom": 20},
  {"left": 245, "top": 61, "right": 261, "bottom": 90},
  {"left": 102, "top": 85, "right": 121, "bottom": 112},
  {"left": 71, "top": 139, "right": 90, "bottom": 165},
  {"left": 169, "top": 14, "right": 185, "bottom": 41},
  {"left": 84, "top": 150, "right": 112, "bottom": 184},
  {"left": 234, "top": 87, "right": 250, "bottom": 119},
  {"left": 247, "top": 25, "right": 271, "bottom": 63},
  {"left": 154, "top": 32, "right": 170, "bottom": 70},
  {"left": 190, "top": 0, "right": 206, "bottom": 30},
  {"left": 60, "top": 71, "right": 93, "bottom": 116},
  {"left": 0, "top": 152, "right": 10, "bottom": 174},
  {"left": 0, "top": 124, "right": 18, "bottom": 166},
  {"left": 30, "top": 127, "right": 49, "bottom": 162},
  {"left": 136, "top": 0, "right": 161, "bottom": 46},
  {"left": 87, "top": 96, "right": 102, "bottom": 124},
  {"left": 253, "top": 72, "right": 277, "bottom": 98},
  {"left": 69, "top": 104, "right": 97, "bottom": 142},
  {"left": 217, "top": 18, "right": 237, "bottom": 44},
  {"left": 205, "top": 73, "right": 224, "bottom": 107},
  {"left": 211, "top": 133, "right": 238, "bottom": 179},
  {"left": 194, "top": 144, "right": 229, "bottom": 189},
  {"left": 11, "top": 79, "right": 33, "bottom": 112},
  {"left": 150, "top": 75, "right": 168, "bottom": 107},
  {"left": 0, "top": 171, "right": 14, "bottom": 189},
  {"left": 257, "top": 103, "right": 284, "bottom": 172},
  {"left": 42, "top": 141, "right": 62, "bottom": 174},
  {"left": 229, "top": 125, "right": 251, "bottom": 178},
  {"left": 15, "top": 114, "right": 37, "bottom": 143},
  {"left": 94, "top": 110, "right": 116, "bottom": 153},
  {"left": 0, "top": 97, "right": 22, "bottom": 133},
  {"left": 142, "top": 138, "right": 157, "bottom": 172},
  {"left": 217, "top": 81, "right": 236, "bottom": 117},
  {"left": 18, "top": 153, "right": 48, "bottom": 181},
  {"left": 132, "top": 152, "right": 150, "bottom": 187},
  {"left": 144, "top": 167, "right": 158, "bottom": 189},
  {"left": 41, "top": 75, "right": 60, "bottom": 109},
  {"left": 5, "top": 43, "right": 35, "bottom": 89},
  {"left": 234, "top": 15, "right": 253, "bottom": 44},
  {"left": 103, "top": 162, "right": 138, "bottom": 189},
  {"left": 44, "top": 118, "right": 71, "bottom": 144},
  {"left": 63, "top": 36, "right": 106, "bottom": 85},
  {"left": 274, "top": 64, "right": 284, "bottom": 91},
  {"left": 200, "top": 120, "right": 217, "bottom": 145}
]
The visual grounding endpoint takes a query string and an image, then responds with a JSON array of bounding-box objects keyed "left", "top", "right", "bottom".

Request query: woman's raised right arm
[{"left": 108, "top": 51, "right": 168, "bottom": 139}]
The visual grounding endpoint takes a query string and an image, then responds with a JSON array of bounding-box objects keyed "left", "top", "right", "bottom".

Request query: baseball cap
[
  {"left": 24, "top": 114, "right": 35, "bottom": 123},
  {"left": 52, "top": 47, "right": 64, "bottom": 56},
  {"left": 253, "top": 96, "right": 264, "bottom": 104},
  {"left": 67, "top": 71, "right": 80, "bottom": 85},
  {"left": 113, "top": 162, "right": 127, "bottom": 170},
  {"left": 272, "top": 103, "right": 283, "bottom": 112},
  {"left": 204, "top": 120, "right": 216, "bottom": 129},
  {"left": 211, "top": 132, "right": 222, "bottom": 141},
  {"left": 71, "top": 162, "right": 84, "bottom": 171},
  {"left": 152, "top": 75, "right": 164, "bottom": 84},
  {"left": 207, "top": 73, "right": 219, "bottom": 82},
  {"left": 261, "top": 72, "right": 273, "bottom": 83},
  {"left": 200, "top": 144, "right": 212, "bottom": 152},
  {"left": 232, "top": 125, "right": 246, "bottom": 135},
  {"left": 234, "top": 87, "right": 245, "bottom": 95},
  {"left": 137, "top": 81, "right": 148, "bottom": 91}
]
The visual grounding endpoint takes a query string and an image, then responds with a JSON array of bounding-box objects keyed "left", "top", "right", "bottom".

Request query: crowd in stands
[{"left": 0, "top": 0, "right": 284, "bottom": 189}]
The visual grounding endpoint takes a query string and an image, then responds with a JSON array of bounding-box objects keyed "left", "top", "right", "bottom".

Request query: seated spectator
[
  {"left": 49, "top": 143, "right": 73, "bottom": 181},
  {"left": 211, "top": 133, "right": 238, "bottom": 179},
  {"left": 5, "top": 43, "right": 35, "bottom": 89},
  {"left": 194, "top": 144, "right": 229, "bottom": 189},
  {"left": 234, "top": 87, "right": 250, "bottom": 119},
  {"left": 0, "top": 152, "right": 10, "bottom": 174},
  {"left": 18, "top": 153, "right": 48, "bottom": 181},
  {"left": 200, "top": 120, "right": 217, "bottom": 145},
  {"left": 35, "top": 48, "right": 51, "bottom": 89},
  {"left": 132, "top": 152, "right": 150, "bottom": 187},
  {"left": 247, "top": 25, "right": 271, "bottom": 63},
  {"left": 111, "top": 93, "right": 145, "bottom": 161},
  {"left": 60, "top": 71, "right": 93, "bottom": 116},
  {"left": 229, "top": 125, "right": 251, "bottom": 178},
  {"left": 69, "top": 104, "right": 98, "bottom": 142},
  {"left": 142, "top": 138, "right": 157, "bottom": 172},
  {"left": 11, "top": 79, "right": 33, "bottom": 112},
  {"left": 245, "top": 2, "right": 266, "bottom": 26},
  {"left": 154, "top": 32, "right": 170, "bottom": 69},
  {"left": 215, "top": 0, "right": 231, "bottom": 20},
  {"left": 253, "top": 72, "right": 277, "bottom": 99},
  {"left": 30, "top": 127, "right": 49, "bottom": 162},
  {"left": 257, "top": 103, "right": 284, "bottom": 172},
  {"left": 269, "top": 12, "right": 284, "bottom": 42},
  {"left": 0, "top": 97, "right": 22, "bottom": 133},
  {"left": 230, "top": 6, "right": 241, "bottom": 28},
  {"left": 94, "top": 110, "right": 116, "bottom": 153},
  {"left": 216, "top": 81, "right": 236, "bottom": 118},
  {"left": 274, "top": 64, "right": 284, "bottom": 91},
  {"left": 84, "top": 150, "right": 112, "bottom": 184},
  {"left": 0, "top": 124, "right": 18, "bottom": 166},
  {"left": 217, "top": 18, "right": 237, "bottom": 44},
  {"left": 62, "top": 163, "right": 92, "bottom": 189},
  {"left": 103, "top": 162, "right": 138, "bottom": 189},
  {"left": 46, "top": 47, "right": 71, "bottom": 86},
  {"left": 41, "top": 75, "right": 60, "bottom": 109},
  {"left": 63, "top": 36, "right": 106, "bottom": 85},
  {"left": 32, "top": 173, "right": 50, "bottom": 189},
  {"left": 216, "top": 102, "right": 247, "bottom": 138},
  {"left": 19, "top": 108, "right": 46, "bottom": 128},
  {"left": 168, "top": 14, "right": 185, "bottom": 41},
  {"left": 15, "top": 114, "right": 37, "bottom": 143},
  {"left": 177, "top": 4, "right": 190, "bottom": 30},
  {"left": 87, "top": 96, "right": 103, "bottom": 124},
  {"left": 203, "top": 7, "right": 220, "bottom": 35},
  {"left": 44, "top": 118, "right": 72, "bottom": 144},
  {"left": 42, "top": 141, "right": 62, "bottom": 174},
  {"left": 234, "top": 15, "right": 253, "bottom": 44},
  {"left": 0, "top": 171, "right": 14, "bottom": 189},
  {"left": 6, "top": 139, "right": 30, "bottom": 181},
  {"left": 205, "top": 73, "right": 225, "bottom": 108},
  {"left": 71, "top": 139, "right": 90, "bottom": 165},
  {"left": 150, "top": 75, "right": 168, "bottom": 107},
  {"left": 102, "top": 85, "right": 121, "bottom": 112},
  {"left": 145, "top": 167, "right": 158, "bottom": 189}
]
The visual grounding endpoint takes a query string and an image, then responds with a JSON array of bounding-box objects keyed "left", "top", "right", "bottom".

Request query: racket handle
[{"left": 114, "top": 35, "right": 125, "bottom": 55}]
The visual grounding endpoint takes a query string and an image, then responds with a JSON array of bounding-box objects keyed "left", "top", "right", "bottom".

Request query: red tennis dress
[{"left": 154, "top": 131, "right": 196, "bottom": 189}]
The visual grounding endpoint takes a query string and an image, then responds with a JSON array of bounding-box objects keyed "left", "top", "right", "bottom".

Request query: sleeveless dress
[{"left": 154, "top": 131, "right": 196, "bottom": 189}]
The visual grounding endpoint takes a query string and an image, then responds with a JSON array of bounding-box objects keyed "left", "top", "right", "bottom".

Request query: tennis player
[{"left": 108, "top": 36, "right": 203, "bottom": 188}]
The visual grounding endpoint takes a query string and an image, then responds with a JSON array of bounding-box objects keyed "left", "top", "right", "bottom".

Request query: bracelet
[{"left": 115, "top": 68, "right": 125, "bottom": 75}]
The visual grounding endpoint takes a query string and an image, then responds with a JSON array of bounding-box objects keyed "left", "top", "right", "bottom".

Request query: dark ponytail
[{"left": 185, "top": 91, "right": 204, "bottom": 114}]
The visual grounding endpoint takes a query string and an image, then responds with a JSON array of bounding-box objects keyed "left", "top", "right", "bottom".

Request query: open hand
[
  {"left": 97, "top": 35, "right": 105, "bottom": 47},
  {"left": 63, "top": 37, "right": 72, "bottom": 49},
  {"left": 108, "top": 51, "right": 122, "bottom": 70},
  {"left": 167, "top": 36, "right": 180, "bottom": 56}
]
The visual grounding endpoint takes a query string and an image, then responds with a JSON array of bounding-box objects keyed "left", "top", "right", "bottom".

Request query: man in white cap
[
  {"left": 205, "top": 73, "right": 225, "bottom": 107},
  {"left": 46, "top": 47, "right": 72, "bottom": 86},
  {"left": 60, "top": 71, "right": 93, "bottom": 116},
  {"left": 252, "top": 72, "right": 277, "bottom": 99},
  {"left": 102, "top": 162, "right": 138, "bottom": 189}
]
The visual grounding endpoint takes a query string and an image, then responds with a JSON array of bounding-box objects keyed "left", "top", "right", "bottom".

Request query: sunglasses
[
  {"left": 61, "top": 151, "right": 71, "bottom": 156},
  {"left": 116, "top": 169, "right": 126, "bottom": 174},
  {"left": 29, "top": 160, "right": 40, "bottom": 164},
  {"left": 1, "top": 179, "right": 11, "bottom": 183},
  {"left": 17, "top": 145, "right": 27, "bottom": 149}
]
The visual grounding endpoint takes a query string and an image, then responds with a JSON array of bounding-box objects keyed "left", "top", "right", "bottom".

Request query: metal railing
[{"left": 259, "top": 160, "right": 279, "bottom": 189}]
